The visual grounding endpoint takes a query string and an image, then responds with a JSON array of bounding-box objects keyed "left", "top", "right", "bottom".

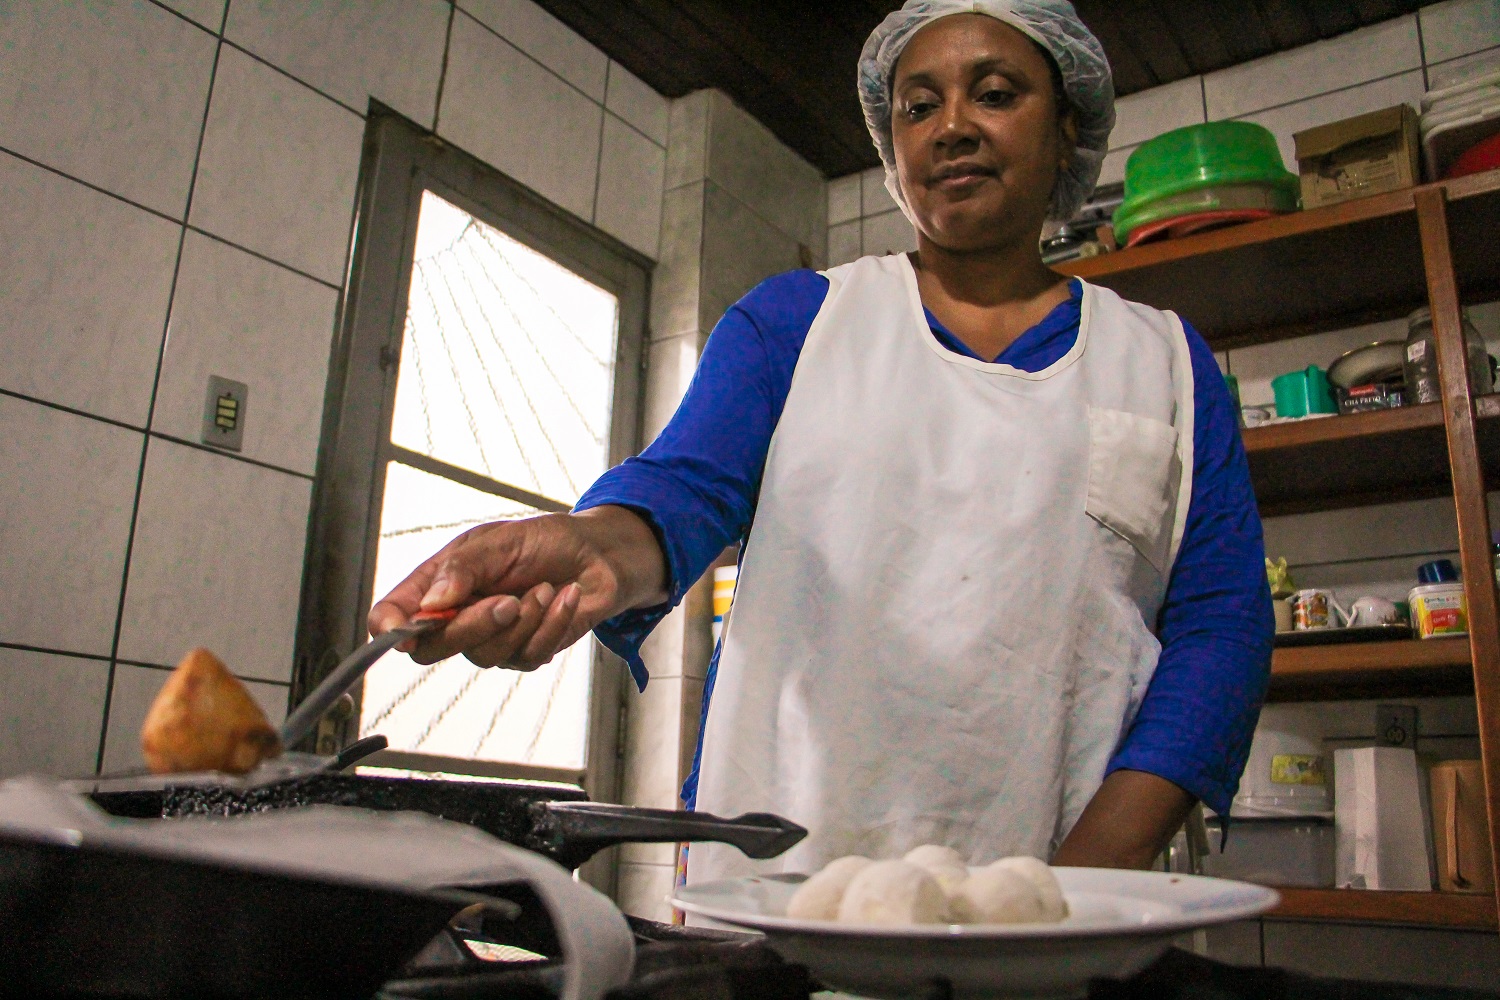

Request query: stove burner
[{"left": 379, "top": 918, "right": 811, "bottom": 1000}]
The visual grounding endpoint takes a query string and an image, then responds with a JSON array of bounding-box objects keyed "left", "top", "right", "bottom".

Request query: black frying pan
[
  {"left": 89, "top": 770, "right": 806, "bottom": 871},
  {"left": 0, "top": 830, "right": 481, "bottom": 1000}
]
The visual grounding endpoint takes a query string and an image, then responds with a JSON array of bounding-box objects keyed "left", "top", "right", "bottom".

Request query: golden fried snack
[{"left": 141, "top": 648, "right": 282, "bottom": 775}]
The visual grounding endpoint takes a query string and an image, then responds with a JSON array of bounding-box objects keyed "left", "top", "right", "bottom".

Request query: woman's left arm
[{"left": 1055, "top": 323, "right": 1274, "bottom": 868}]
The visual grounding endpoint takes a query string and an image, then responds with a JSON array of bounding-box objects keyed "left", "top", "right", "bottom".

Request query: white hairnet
[{"left": 858, "top": 0, "right": 1115, "bottom": 223}]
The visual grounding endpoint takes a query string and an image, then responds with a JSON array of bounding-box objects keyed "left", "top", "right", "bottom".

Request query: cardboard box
[
  {"left": 1294, "top": 104, "right": 1420, "bottom": 209},
  {"left": 1337, "top": 383, "right": 1405, "bottom": 414}
]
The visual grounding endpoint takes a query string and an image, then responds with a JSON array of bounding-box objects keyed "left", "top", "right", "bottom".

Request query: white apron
[{"left": 688, "top": 253, "right": 1195, "bottom": 883}]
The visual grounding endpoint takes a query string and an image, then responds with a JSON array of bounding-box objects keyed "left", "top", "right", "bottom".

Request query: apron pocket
[{"left": 1085, "top": 406, "right": 1181, "bottom": 575}]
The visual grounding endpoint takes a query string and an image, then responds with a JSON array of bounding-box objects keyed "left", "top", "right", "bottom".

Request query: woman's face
[{"left": 890, "top": 14, "right": 1074, "bottom": 253}]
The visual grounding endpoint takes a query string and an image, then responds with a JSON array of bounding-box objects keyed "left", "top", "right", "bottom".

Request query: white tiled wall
[
  {"left": 827, "top": 0, "right": 1500, "bottom": 260},
  {"left": 826, "top": 166, "right": 915, "bottom": 266},
  {"left": 0, "top": 0, "right": 670, "bottom": 779}
]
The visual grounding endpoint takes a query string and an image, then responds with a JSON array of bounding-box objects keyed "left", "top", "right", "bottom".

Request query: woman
[{"left": 370, "top": 0, "right": 1272, "bottom": 882}]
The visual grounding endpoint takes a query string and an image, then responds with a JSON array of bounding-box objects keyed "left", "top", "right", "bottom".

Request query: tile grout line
[
  {"left": 180, "top": 0, "right": 678, "bottom": 156},
  {"left": 116, "top": 658, "right": 292, "bottom": 687},
  {"left": 0, "top": 144, "right": 184, "bottom": 226},
  {"left": 454, "top": 8, "right": 603, "bottom": 119},
  {"left": 0, "top": 143, "right": 342, "bottom": 292},
  {"left": 1287, "top": 548, "right": 1463, "bottom": 569},
  {"left": 0, "top": 643, "right": 282, "bottom": 687},
  {"left": 186, "top": 224, "right": 343, "bottom": 291},
  {"left": 149, "top": 431, "right": 316, "bottom": 481},
  {"left": 0, "top": 642, "right": 113, "bottom": 665},
  {"left": 431, "top": 1, "right": 458, "bottom": 134},
  {"left": 141, "top": 0, "right": 218, "bottom": 36},
  {"left": 703, "top": 174, "right": 822, "bottom": 262},
  {"left": 1415, "top": 10, "right": 1429, "bottom": 93},
  {"left": 1223, "top": 65, "right": 1424, "bottom": 125},
  {"left": 96, "top": 29, "right": 227, "bottom": 775},
  {"left": 453, "top": 5, "right": 665, "bottom": 152},
  {"left": 0, "top": 388, "right": 143, "bottom": 435},
  {"left": 219, "top": 38, "right": 366, "bottom": 122},
  {"left": 591, "top": 62, "right": 611, "bottom": 224},
  {"left": 0, "top": 390, "right": 316, "bottom": 482}
]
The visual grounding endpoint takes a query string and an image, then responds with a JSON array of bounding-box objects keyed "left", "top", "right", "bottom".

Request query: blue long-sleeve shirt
[{"left": 576, "top": 269, "right": 1272, "bottom": 818}]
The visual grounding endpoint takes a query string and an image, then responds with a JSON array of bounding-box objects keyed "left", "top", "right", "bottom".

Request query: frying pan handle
[
  {"left": 328, "top": 734, "right": 388, "bottom": 772},
  {"left": 534, "top": 801, "right": 806, "bottom": 867}
]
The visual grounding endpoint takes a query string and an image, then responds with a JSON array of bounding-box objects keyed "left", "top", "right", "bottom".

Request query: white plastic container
[
  {"left": 1232, "top": 704, "right": 1332, "bottom": 818},
  {"left": 1420, "top": 64, "right": 1500, "bottom": 178},
  {"left": 1409, "top": 582, "right": 1468, "bottom": 639},
  {"left": 1203, "top": 816, "right": 1335, "bottom": 888}
]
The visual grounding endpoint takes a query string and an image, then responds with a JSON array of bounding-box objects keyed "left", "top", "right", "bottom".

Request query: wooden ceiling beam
[
  {"left": 1254, "top": 0, "right": 1321, "bottom": 48},
  {"left": 1203, "top": 3, "right": 1280, "bottom": 65},
  {"left": 669, "top": 0, "right": 875, "bottom": 164},
  {"left": 528, "top": 0, "right": 1449, "bottom": 179},
  {"left": 1119, "top": 2, "right": 1196, "bottom": 82},
  {"left": 1152, "top": 0, "right": 1236, "bottom": 75},
  {"left": 1073, "top": 1, "right": 1158, "bottom": 93}
]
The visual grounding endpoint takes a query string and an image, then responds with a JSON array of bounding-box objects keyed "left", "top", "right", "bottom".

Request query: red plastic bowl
[
  {"left": 1447, "top": 130, "right": 1500, "bottom": 179},
  {"left": 1124, "top": 208, "right": 1278, "bottom": 247}
]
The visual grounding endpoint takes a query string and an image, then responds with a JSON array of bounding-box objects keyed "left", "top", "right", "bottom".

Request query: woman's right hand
[{"left": 367, "top": 505, "right": 667, "bottom": 670}]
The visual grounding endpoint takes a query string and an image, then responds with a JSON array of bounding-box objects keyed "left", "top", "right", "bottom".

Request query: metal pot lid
[{"left": 1327, "top": 340, "right": 1406, "bottom": 390}]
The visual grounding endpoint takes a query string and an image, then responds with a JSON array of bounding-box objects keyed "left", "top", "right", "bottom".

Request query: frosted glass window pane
[
  {"left": 390, "top": 191, "right": 618, "bottom": 505},
  {"left": 359, "top": 462, "right": 591, "bottom": 770}
]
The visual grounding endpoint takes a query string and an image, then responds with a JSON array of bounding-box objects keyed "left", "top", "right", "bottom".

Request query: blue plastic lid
[{"left": 1418, "top": 558, "right": 1460, "bottom": 584}]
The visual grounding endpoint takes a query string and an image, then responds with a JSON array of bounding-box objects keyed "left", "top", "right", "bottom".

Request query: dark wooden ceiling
[{"left": 532, "top": 0, "right": 1439, "bottom": 178}]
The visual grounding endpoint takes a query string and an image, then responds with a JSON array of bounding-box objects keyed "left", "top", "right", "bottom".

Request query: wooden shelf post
[{"left": 1414, "top": 186, "right": 1500, "bottom": 928}]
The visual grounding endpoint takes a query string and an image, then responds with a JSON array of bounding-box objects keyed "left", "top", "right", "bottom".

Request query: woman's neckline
[{"left": 892, "top": 253, "right": 1091, "bottom": 380}]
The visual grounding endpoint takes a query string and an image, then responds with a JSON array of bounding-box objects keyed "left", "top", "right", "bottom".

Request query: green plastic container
[
  {"left": 1113, "top": 122, "right": 1300, "bottom": 243},
  {"left": 1272, "top": 365, "right": 1337, "bottom": 418}
]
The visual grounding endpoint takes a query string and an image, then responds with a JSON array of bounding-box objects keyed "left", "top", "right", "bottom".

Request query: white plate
[{"left": 672, "top": 867, "right": 1278, "bottom": 999}]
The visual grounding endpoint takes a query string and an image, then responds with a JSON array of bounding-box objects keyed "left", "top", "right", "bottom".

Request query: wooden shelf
[
  {"left": 1268, "top": 639, "right": 1472, "bottom": 702},
  {"left": 1238, "top": 393, "right": 1500, "bottom": 516},
  {"left": 1245, "top": 403, "right": 1450, "bottom": 516},
  {"left": 1060, "top": 170, "right": 1500, "bottom": 930},
  {"left": 1269, "top": 887, "right": 1497, "bottom": 931},
  {"left": 1056, "top": 169, "right": 1500, "bottom": 351},
  {"left": 1446, "top": 169, "right": 1500, "bottom": 305}
]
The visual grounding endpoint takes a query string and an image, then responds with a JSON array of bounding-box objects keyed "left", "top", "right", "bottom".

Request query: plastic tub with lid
[
  {"left": 1233, "top": 704, "right": 1332, "bottom": 818},
  {"left": 1410, "top": 582, "right": 1468, "bottom": 639},
  {"left": 1113, "top": 122, "right": 1300, "bottom": 245},
  {"left": 1421, "top": 62, "right": 1500, "bottom": 178},
  {"left": 1202, "top": 815, "right": 1335, "bottom": 888}
]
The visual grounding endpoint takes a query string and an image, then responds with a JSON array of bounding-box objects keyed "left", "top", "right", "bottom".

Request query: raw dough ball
[
  {"left": 786, "top": 855, "right": 873, "bottom": 920},
  {"left": 837, "top": 860, "right": 949, "bottom": 925},
  {"left": 988, "top": 855, "right": 1068, "bottom": 921},
  {"left": 903, "top": 843, "right": 970, "bottom": 894},
  {"left": 950, "top": 866, "right": 1046, "bottom": 924}
]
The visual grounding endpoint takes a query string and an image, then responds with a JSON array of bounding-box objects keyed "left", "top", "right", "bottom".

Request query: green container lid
[{"left": 1113, "top": 121, "right": 1299, "bottom": 241}]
